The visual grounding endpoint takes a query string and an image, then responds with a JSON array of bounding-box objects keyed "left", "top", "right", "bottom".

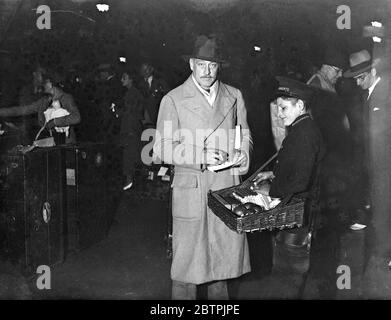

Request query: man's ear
[
  {"left": 189, "top": 59, "right": 194, "bottom": 72},
  {"left": 371, "top": 68, "right": 377, "bottom": 78}
]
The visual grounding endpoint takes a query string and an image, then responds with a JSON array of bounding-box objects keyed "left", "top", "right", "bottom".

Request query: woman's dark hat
[
  {"left": 343, "top": 49, "right": 379, "bottom": 78},
  {"left": 275, "top": 76, "right": 315, "bottom": 102},
  {"left": 182, "top": 35, "right": 228, "bottom": 65}
]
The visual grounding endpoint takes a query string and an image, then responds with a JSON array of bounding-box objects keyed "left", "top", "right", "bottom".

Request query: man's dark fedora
[
  {"left": 343, "top": 49, "right": 379, "bottom": 78},
  {"left": 182, "top": 35, "right": 228, "bottom": 65}
]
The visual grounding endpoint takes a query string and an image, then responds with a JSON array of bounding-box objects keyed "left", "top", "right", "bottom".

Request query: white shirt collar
[
  {"left": 146, "top": 75, "right": 153, "bottom": 88},
  {"left": 191, "top": 75, "right": 219, "bottom": 106},
  {"left": 368, "top": 76, "right": 381, "bottom": 99}
]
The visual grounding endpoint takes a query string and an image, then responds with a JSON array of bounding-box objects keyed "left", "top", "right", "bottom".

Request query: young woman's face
[{"left": 277, "top": 97, "right": 304, "bottom": 126}]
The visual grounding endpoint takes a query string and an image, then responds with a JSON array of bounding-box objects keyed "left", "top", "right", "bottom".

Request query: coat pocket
[{"left": 171, "top": 173, "right": 201, "bottom": 220}]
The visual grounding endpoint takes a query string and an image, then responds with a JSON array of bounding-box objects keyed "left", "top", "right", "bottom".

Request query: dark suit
[
  {"left": 270, "top": 114, "right": 326, "bottom": 201},
  {"left": 119, "top": 86, "right": 144, "bottom": 175},
  {"left": 364, "top": 76, "right": 391, "bottom": 261},
  {"left": 139, "top": 76, "right": 169, "bottom": 125},
  {"left": 361, "top": 77, "right": 391, "bottom": 200},
  {"left": 93, "top": 75, "right": 125, "bottom": 142}
]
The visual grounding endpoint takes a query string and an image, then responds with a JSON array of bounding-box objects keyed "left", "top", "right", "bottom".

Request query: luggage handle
[{"left": 42, "top": 202, "right": 52, "bottom": 224}]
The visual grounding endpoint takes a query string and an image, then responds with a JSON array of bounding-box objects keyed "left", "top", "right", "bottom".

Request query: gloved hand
[{"left": 45, "top": 119, "right": 56, "bottom": 129}]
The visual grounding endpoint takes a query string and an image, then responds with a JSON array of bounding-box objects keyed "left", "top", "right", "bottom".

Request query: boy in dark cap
[
  {"left": 253, "top": 77, "right": 326, "bottom": 278},
  {"left": 253, "top": 76, "right": 326, "bottom": 222}
]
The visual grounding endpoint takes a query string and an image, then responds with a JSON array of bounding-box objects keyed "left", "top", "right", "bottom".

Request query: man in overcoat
[{"left": 153, "top": 35, "right": 252, "bottom": 299}]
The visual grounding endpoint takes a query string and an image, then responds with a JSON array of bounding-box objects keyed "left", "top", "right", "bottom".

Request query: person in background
[
  {"left": 18, "top": 65, "right": 46, "bottom": 105},
  {"left": 1, "top": 65, "right": 46, "bottom": 144},
  {"left": 343, "top": 49, "right": 391, "bottom": 224},
  {"left": 93, "top": 63, "right": 125, "bottom": 142},
  {"left": 0, "top": 71, "right": 81, "bottom": 144},
  {"left": 306, "top": 58, "right": 343, "bottom": 93},
  {"left": 139, "top": 62, "right": 169, "bottom": 126},
  {"left": 306, "top": 55, "right": 349, "bottom": 145},
  {"left": 119, "top": 69, "right": 144, "bottom": 190},
  {"left": 306, "top": 54, "right": 350, "bottom": 230}
]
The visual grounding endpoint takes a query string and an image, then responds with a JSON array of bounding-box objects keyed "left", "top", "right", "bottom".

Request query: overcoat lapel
[
  {"left": 181, "top": 77, "right": 237, "bottom": 124},
  {"left": 212, "top": 82, "right": 237, "bottom": 127},
  {"left": 181, "top": 77, "right": 213, "bottom": 121}
]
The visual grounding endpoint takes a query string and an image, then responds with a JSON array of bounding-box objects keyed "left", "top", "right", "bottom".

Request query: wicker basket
[
  {"left": 207, "top": 154, "right": 305, "bottom": 233},
  {"left": 208, "top": 190, "right": 304, "bottom": 234}
]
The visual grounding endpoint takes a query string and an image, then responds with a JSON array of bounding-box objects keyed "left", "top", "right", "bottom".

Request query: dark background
[{"left": 0, "top": 0, "right": 389, "bottom": 164}]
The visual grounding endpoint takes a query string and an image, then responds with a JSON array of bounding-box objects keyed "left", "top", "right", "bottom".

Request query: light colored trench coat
[{"left": 153, "top": 76, "right": 252, "bottom": 284}]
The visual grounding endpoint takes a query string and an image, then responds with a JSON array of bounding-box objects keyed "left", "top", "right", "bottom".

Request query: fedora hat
[
  {"left": 182, "top": 35, "right": 227, "bottom": 65},
  {"left": 343, "top": 49, "right": 379, "bottom": 78}
]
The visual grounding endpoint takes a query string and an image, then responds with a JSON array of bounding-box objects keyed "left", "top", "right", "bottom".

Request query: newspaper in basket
[{"left": 208, "top": 154, "right": 305, "bottom": 233}]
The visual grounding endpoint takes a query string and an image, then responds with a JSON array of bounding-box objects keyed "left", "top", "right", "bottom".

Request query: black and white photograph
[{"left": 0, "top": 0, "right": 390, "bottom": 306}]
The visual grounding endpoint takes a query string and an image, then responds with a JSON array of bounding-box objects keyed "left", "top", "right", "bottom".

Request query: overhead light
[
  {"left": 96, "top": 4, "right": 109, "bottom": 12},
  {"left": 371, "top": 21, "right": 382, "bottom": 28},
  {"left": 119, "top": 57, "right": 126, "bottom": 62},
  {"left": 372, "top": 36, "right": 382, "bottom": 43},
  {"left": 373, "top": 107, "right": 380, "bottom": 111},
  {"left": 254, "top": 46, "right": 261, "bottom": 52}
]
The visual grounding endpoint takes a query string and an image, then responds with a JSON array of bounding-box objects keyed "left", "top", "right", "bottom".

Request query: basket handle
[
  {"left": 278, "top": 194, "right": 294, "bottom": 207},
  {"left": 242, "top": 152, "right": 278, "bottom": 188}
]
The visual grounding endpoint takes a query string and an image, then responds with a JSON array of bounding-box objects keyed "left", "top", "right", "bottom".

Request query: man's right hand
[{"left": 203, "top": 149, "right": 227, "bottom": 165}]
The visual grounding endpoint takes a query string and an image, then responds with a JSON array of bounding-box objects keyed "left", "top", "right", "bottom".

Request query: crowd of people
[
  {"left": 0, "top": 61, "right": 170, "bottom": 189},
  {"left": 153, "top": 35, "right": 390, "bottom": 299},
  {"left": 0, "top": 32, "right": 389, "bottom": 300}
]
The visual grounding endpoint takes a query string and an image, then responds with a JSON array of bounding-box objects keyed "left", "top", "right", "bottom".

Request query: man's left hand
[
  {"left": 232, "top": 152, "right": 247, "bottom": 167},
  {"left": 45, "top": 119, "right": 56, "bottom": 129}
]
